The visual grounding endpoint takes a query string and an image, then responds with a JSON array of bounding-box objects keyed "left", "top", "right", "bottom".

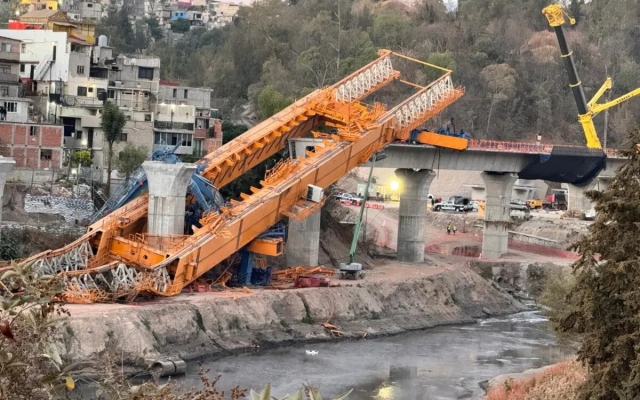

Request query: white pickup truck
[
  {"left": 433, "top": 200, "right": 472, "bottom": 212},
  {"left": 334, "top": 193, "right": 363, "bottom": 205}
]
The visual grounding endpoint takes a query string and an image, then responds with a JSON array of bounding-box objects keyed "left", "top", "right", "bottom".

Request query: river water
[{"left": 171, "top": 311, "right": 575, "bottom": 400}]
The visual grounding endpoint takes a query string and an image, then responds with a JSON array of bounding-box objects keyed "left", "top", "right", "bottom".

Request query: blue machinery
[{"left": 91, "top": 142, "right": 281, "bottom": 285}]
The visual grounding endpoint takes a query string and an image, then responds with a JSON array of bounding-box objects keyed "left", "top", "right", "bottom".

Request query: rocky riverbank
[{"left": 59, "top": 264, "right": 526, "bottom": 376}]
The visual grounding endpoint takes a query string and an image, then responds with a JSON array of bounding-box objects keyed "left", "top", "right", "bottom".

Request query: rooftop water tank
[{"left": 98, "top": 35, "right": 108, "bottom": 47}]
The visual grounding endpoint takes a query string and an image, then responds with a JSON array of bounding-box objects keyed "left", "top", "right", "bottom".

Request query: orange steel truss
[{"left": 22, "top": 50, "right": 464, "bottom": 303}]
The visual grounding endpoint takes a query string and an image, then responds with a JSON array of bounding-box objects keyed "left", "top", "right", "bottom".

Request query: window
[
  {"left": 0, "top": 65, "right": 10, "bottom": 73},
  {"left": 0, "top": 87, "right": 8, "bottom": 96},
  {"left": 137, "top": 67, "right": 153, "bottom": 80},
  {"left": 144, "top": 113, "right": 151, "bottom": 121},
  {"left": 76, "top": 131, "right": 82, "bottom": 139},
  {"left": 40, "top": 149, "right": 52, "bottom": 160},
  {"left": 88, "top": 87, "right": 94, "bottom": 93},
  {"left": 119, "top": 132, "right": 127, "bottom": 141},
  {"left": 107, "top": 89, "right": 115, "bottom": 99},
  {"left": 76, "top": 65, "right": 85, "bottom": 75},
  {"left": 87, "top": 2, "right": 92, "bottom": 6},
  {"left": 19, "top": 64, "right": 24, "bottom": 72},
  {"left": 172, "top": 88, "right": 177, "bottom": 97},
  {"left": 20, "top": 43, "right": 25, "bottom": 53},
  {"left": 77, "top": 86, "right": 87, "bottom": 96},
  {"left": 30, "top": 126, "right": 38, "bottom": 136},
  {"left": 4, "top": 102, "right": 17, "bottom": 112},
  {"left": 183, "top": 89, "right": 188, "bottom": 99},
  {"left": 70, "top": 44, "right": 86, "bottom": 53},
  {"left": 0, "top": 43, "right": 11, "bottom": 52}
]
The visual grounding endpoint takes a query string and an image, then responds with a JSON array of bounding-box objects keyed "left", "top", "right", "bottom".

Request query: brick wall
[{"left": 0, "top": 122, "right": 63, "bottom": 169}]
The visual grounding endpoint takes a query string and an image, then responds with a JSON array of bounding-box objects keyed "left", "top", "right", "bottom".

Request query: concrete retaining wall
[{"left": 59, "top": 268, "right": 525, "bottom": 376}]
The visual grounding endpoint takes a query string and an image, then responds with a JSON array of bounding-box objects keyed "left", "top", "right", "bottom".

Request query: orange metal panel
[
  {"left": 247, "top": 238, "right": 284, "bottom": 256},
  {"left": 415, "top": 132, "right": 469, "bottom": 151}
]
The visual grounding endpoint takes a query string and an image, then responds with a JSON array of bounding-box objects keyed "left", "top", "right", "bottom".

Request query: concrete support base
[
  {"left": 285, "top": 210, "right": 321, "bottom": 267},
  {"left": 0, "top": 158, "right": 15, "bottom": 236},
  {"left": 568, "top": 178, "right": 610, "bottom": 213},
  {"left": 142, "top": 161, "right": 196, "bottom": 236},
  {"left": 482, "top": 172, "right": 517, "bottom": 259},
  {"left": 396, "top": 169, "right": 435, "bottom": 263}
]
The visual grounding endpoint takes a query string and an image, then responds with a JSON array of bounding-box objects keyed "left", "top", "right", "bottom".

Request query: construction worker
[
  {"left": 452, "top": 225, "right": 457, "bottom": 235},
  {"left": 447, "top": 223, "right": 451, "bottom": 235}
]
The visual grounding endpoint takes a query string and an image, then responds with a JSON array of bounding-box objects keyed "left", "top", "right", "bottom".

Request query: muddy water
[{"left": 174, "top": 311, "right": 574, "bottom": 400}]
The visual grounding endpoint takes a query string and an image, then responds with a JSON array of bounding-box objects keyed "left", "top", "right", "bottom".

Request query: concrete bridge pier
[
  {"left": 142, "top": 161, "right": 197, "bottom": 236},
  {"left": 567, "top": 177, "right": 611, "bottom": 213},
  {"left": 0, "top": 158, "right": 15, "bottom": 236},
  {"left": 396, "top": 168, "right": 435, "bottom": 263},
  {"left": 482, "top": 172, "right": 517, "bottom": 259},
  {"left": 285, "top": 210, "right": 321, "bottom": 267}
]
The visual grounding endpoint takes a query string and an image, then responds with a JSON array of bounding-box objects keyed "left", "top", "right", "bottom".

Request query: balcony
[
  {"left": 154, "top": 120, "right": 194, "bottom": 131},
  {"left": 0, "top": 72, "right": 19, "bottom": 83},
  {"left": 62, "top": 95, "right": 105, "bottom": 108},
  {"left": 0, "top": 52, "right": 19, "bottom": 63}
]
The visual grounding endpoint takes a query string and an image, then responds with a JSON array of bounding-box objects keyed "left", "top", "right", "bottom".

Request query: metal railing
[{"left": 154, "top": 121, "right": 194, "bottom": 131}]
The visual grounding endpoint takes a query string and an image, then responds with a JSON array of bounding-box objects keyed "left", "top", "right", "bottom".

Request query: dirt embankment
[{"left": 60, "top": 265, "right": 525, "bottom": 376}]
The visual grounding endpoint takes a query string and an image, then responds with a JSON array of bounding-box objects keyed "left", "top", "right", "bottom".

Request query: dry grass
[{"left": 486, "top": 360, "right": 586, "bottom": 400}]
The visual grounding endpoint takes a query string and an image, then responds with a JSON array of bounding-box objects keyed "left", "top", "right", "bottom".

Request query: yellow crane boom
[{"left": 543, "top": 4, "right": 640, "bottom": 149}]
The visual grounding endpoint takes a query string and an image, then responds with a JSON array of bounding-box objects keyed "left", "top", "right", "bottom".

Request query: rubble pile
[{"left": 24, "top": 195, "right": 94, "bottom": 223}]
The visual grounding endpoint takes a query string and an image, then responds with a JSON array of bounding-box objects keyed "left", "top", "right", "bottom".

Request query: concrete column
[
  {"left": 285, "top": 210, "right": 320, "bottom": 267},
  {"left": 482, "top": 172, "right": 517, "bottom": 259},
  {"left": 568, "top": 178, "right": 609, "bottom": 213},
  {"left": 396, "top": 169, "right": 435, "bottom": 263},
  {"left": 0, "top": 158, "right": 15, "bottom": 236},
  {"left": 142, "top": 161, "right": 196, "bottom": 236}
]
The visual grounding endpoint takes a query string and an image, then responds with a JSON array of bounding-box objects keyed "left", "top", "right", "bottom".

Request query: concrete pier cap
[
  {"left": 395, "top": 168, "right": 436, "bottom": 263},
  {"left": 0, "top": 158, "right": 16, "bottom": 236},
  {"left": 481, "top": 171, "right": 517, "bottom": 259},
  {"left": 142, "top": 161, "right": 196, "bottom": 236}
]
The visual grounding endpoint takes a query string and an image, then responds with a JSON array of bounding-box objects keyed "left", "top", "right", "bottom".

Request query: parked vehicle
[
  {"left": 335, "top": 193, "right": 363, "bottom": 205},
  {"left": 510, "top": 200, "right": 529, "bottom": 211},
  {"left": 434, "top": 196, "right": 473, "bottom": 212},
  {"left": 525, "top": 199, "right": 543, "bottom": 209},
  {"left": 543, "top": 192, "right": 568, "bottom": 210}
]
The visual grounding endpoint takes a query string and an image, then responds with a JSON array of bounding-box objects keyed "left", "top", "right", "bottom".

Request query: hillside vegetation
[{"left": 101, "top": 0, "right": 640, "bottom": 147}]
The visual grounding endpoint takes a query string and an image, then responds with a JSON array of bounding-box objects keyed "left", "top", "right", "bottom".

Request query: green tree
[
  {"left": 222, "top": 121, "right": 248, "bottom": 144},
  {"left": 145, "top": 17, "right": 164, "bottom": 40},
  {"left": 555, "top": 128, "right": 640, "bottom": 399},
  {"left": 257, "top": 85, "right": 292, "bottom": 119},
  {"left": 115, "top": 144, "right": 148, "bottom": 180},
  {"left": 171, "top": 19, "right": 191, "bottom": 33},
  {"left": 71, "top": 149, "right": 92, "bottom": 168},
  {"left": 96, "top": 7, "right": 138, "bottom": 54},
  {"left": 101, "top": 102, "right": 126, "bottom": 196}
]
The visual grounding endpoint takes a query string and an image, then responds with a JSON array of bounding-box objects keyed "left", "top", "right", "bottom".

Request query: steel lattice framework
[
  {"left": 394, "top": 75, "right": 454, "bottom": 128},
  {"left": 334, "top": 56, "right": 394, "bottom": 103}
]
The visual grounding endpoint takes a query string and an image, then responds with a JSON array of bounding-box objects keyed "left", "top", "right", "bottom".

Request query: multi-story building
[
  {"left": 0, "top": 122, "right": 64, "bottom": 169},
  {"left": 19, "top": 0, "right": 58, "bottom": 13},
  {"left": 98, "top": 54, "right": 160, "bottom": 175},
  {"left": 0, "top": 36, "right": 30, "bottom": 123},
  {"left": 209, "top": 1, "right": 240, "bottom": 27},
  {"left": 64, "top": 0, "right": 104, "bottom": 22},
  {"left": 15, "top": 9, "right": 96, "bottom": 44},
  {"left": 158, "top": 81, "right": 220, "bottom": 156}
]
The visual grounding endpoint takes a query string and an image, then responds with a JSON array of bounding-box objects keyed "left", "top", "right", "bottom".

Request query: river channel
[{"left": 169, "top": 311, "right": 575, "bottom": 400}]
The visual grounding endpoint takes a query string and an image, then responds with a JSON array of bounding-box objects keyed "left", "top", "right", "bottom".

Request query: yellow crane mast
[{"left": 543, "top": 4, "right": 640, "bottom": 149}]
